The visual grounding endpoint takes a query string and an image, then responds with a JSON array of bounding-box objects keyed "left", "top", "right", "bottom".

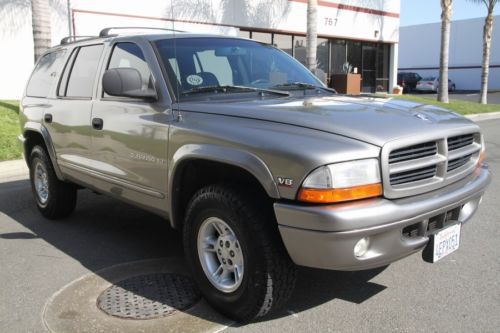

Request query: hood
[{"left": 177, "top": 95, "right": 478, "bottom": 147}]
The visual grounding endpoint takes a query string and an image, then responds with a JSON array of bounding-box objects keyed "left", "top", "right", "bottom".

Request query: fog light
[
  {"left": 459, "top": 197, "right": 481, "bottom": 222},
  {"left": 354, "top": 237, "right": 370, "bottom": 258}
]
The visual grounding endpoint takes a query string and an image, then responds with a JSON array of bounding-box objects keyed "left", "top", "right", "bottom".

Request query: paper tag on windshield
[{"left": 187, "top": 75, "right": 203, "bottom": 86}]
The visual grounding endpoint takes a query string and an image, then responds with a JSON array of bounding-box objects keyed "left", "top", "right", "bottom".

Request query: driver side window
[{"left": 105, "top": 43, "right": 153, "bottom": 97}]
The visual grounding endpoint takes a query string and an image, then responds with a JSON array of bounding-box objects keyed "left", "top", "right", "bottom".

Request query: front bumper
[{"left": 275, "top": 165, "right": 491, "bottom": 271}]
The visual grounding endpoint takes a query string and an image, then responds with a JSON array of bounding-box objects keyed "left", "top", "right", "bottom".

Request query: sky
[{"left": 400, "top": 0, "right": 500, "bottom": 27}]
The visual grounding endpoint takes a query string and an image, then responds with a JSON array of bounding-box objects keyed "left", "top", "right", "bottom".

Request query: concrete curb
[
  {"left": 465, "top": 111, "right": 500, "bottom": 122},
  {"left": 0, "top": 159, "right": 28, "bottom": 182}
]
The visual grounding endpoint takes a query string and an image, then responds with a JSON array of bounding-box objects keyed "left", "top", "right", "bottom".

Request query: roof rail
[
  {"left": 99, "top": 27, "right": 185, "bottom": 37},
  {"left": 60, "top": 35, "right": 97, "bottom": 45}
]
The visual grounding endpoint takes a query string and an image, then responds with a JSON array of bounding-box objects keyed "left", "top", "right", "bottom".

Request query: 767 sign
[{"left": 324, "top": 17, "right": 338, "bottom": 26}]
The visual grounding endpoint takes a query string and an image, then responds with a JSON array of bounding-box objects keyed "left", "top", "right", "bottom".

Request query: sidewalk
[{"left": 0, "top": 159, "right": 28, "bottom": 183}]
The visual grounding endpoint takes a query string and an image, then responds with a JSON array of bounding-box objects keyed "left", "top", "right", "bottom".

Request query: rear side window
[
  {"left": 26, "top": 50, "right": 67, "bottom": 97},
  {"left": 65, "top": 44, "right": 104, "bottom": 98},
  {"left": 105, "top": 43, "right": 153, "bottom": 97}
]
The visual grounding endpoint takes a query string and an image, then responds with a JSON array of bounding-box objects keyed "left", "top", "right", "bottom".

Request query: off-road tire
[
  {"left": 29, "top": 145, "right": 77, "bottom": 219},
  {"left": 183, "top": 185, "right": 296, "bottom": 322}
]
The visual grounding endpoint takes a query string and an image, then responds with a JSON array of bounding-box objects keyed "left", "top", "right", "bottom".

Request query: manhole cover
[{"left": 97, "top": 273, "right": 200, "bottom": 320}]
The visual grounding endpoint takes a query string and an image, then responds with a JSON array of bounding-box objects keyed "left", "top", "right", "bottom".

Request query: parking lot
[{"left": 0, "top": 119, "right": 499, "bottom": 333}]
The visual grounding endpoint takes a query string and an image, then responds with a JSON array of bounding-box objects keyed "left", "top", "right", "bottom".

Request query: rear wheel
[
  {"left": 183, "top": 185, "right": 296, "bottom": 322},
  {"left": 29, "top": 145, "right": 77, "bottom": 219}
]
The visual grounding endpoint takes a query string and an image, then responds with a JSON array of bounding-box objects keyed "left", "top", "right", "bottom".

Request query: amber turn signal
[
  {"left": 478, "top": 151, "right": 485, "bottom": 165},
  {"left": 298, "top": 183, "right": 383, "bottom": 204}
]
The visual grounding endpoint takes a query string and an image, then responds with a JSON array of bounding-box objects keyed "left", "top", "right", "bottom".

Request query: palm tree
[
  {"left": 438, "top": 0, "right": 453, "bottom": 103},
  {"left": 470, "top": 0, "right": 498, "bottom": 104},
  {"left": 306, "top": 0, "right": 318, "bottom": 74},
  {"left": 31, "top": 0, "right": 52, "bottom": 62}
]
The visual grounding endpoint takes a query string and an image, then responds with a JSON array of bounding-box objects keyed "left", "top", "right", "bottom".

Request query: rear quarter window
[{"left": 26, "top": 50, "right": 67, "bottom": 98}]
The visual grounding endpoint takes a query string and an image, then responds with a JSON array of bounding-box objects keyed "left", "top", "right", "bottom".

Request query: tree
[
  {"left": 470, "top": 0, "right": 498, "bottom": 104},
  {"left": 438, "top": 0, "right": 453, "bottom": 103},
  {"left": 31, "top": 0, "right": 52, "bottom": 62},
  {"left": 306, "top": 0, "right": 318, "bottom": 74}
]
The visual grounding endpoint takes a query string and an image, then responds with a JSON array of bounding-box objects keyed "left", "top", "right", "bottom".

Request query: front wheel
[{"left": 183, "top": 185, "right": 296, "bottom": 322}]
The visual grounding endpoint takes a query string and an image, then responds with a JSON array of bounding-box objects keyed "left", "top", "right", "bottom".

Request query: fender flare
[
  {"left": 22, "top": 121, "right": 65, "bottom": 180},
  {"left": 168, "top": 144, "right": 280, "bottom": 228}
]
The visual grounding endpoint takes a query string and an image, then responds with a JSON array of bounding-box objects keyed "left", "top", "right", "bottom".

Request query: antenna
[{"left": 99, "top": 27, "right": 185, "bottom": 37}]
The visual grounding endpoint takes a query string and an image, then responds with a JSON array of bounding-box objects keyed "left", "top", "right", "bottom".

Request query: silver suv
[{"left": 19, "top": 28, "right": 491, "bottom": 322}]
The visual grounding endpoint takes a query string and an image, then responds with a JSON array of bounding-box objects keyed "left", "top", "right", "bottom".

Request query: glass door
[{"left": 361, "top": 44, "right": 377, "bottom": 93}]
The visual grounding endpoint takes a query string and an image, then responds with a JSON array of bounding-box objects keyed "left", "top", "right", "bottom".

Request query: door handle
[
  {"left": 44, "top": 113, "right": 52, "bottom": 123},
  {"left": 92, "top": 118, "right": 103, "bottom": 130}
]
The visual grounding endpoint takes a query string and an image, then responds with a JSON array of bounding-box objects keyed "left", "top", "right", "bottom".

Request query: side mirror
[{"left": 102, "top": 68, "right": 157, "bottom": 100}]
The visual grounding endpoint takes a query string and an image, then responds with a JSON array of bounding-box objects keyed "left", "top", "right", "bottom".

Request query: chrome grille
[
  {"left": 447, "top": 154, "right": 472, "bottom": 172},
  {"left": 390, "top": 165, "right": 437, "bottom": 185},
  {"left": 389, "top": 141, "right": 437, "bottom": 163},
  {"left": 448, "top": 134, "right": 474, "bottom": 151},
  {"left": 382, "top": 130, "right": 481, "bottom": 198}
]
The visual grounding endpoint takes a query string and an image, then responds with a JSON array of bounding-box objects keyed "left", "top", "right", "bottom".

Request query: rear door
[
  {"left": 90, "top": 40, "right": 171, "bottom": 212},
  {"left": 45, "top": 44, "right": 104, "bottom": 174},
  {"left": 22, "top": 48, "right": 68, "bottom": 152}
]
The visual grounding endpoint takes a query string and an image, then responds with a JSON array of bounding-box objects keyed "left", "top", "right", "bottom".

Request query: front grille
[
  {"left": 390, "top": 165, "right": 437, "bottom": 185},
  {"left": 447, "top": 154, "right": 472, "bottom": 172},
  {"left": 389, "top": 141, "right": 437, "bottom": 164},
  {"left": 383, "top": 131, "right": 481, "bottom": 198},
  {"left": 448, "top": 134, "right": 474, "bottom": 151}
]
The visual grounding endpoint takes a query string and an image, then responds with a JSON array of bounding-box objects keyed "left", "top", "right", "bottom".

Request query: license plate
[{"left": 422, "top": 223, "right": 461, "bottom": 263}]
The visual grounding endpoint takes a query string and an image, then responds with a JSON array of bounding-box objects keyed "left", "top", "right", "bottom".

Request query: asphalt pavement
[{"left": 0, "top": 119, "right": 499, "bottom": 333}]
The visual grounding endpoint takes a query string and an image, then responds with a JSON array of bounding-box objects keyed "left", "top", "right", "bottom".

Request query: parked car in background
[
  {"left": 397, "top": 72, "right": 422, "bottom": 92},
  {"left": 416, "top": 77, "right": 456, "bottom": 93}
]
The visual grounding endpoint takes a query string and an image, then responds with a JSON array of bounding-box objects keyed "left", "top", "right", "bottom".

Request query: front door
[{"left": 90, "top": 42, "right": 170, "bottom": 213}]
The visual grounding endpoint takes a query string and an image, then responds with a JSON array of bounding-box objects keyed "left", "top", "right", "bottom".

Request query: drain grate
[{"left": 97, "top": 273, "right": 200, "bottom": 320}]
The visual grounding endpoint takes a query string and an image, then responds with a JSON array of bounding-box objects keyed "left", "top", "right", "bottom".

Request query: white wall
[
  {"left": 0, "top": 0, "right": 69, "bottom": 100},
  {"left": 399, "top": 16, "right": 500, "bottom": 91},
  {"left": 0, "top": 0, "right": 400, "bottom": 99}
]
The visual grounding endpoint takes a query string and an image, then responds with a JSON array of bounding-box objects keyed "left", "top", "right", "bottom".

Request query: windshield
[{"left": 154, "top": 37, "right": 324, "bottom": 99}]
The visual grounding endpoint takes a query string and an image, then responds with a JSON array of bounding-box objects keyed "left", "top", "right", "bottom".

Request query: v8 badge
[{"left": 277, "top": 177, "right": 294, "bottom": 187}]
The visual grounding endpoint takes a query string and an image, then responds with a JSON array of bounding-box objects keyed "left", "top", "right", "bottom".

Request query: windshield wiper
[
  {"left": 181, "top": 85, "right": 290, "bottom": 96},
  {"left": 271, "top": 82, "right": 336, "bottom": 93}
]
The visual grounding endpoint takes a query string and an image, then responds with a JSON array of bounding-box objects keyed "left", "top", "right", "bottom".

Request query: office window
[
  {"left": 330, "top": 40, "right": 347, "bottom": 74},
  {"left": 239, "top": 30, "right": 250, "bottom": 39},
  {"left": 273, "top": 34, "right": 293, "bottom": 56},
  {"left": 252, "top": 32, "right": 272, "bottom": 44},
  {"left": 293, "top": 36, "right": 306, "bottom": 65}
]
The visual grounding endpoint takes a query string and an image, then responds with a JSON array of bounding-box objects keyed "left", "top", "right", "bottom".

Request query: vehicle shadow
[{"left": 0, "top": 178, "right": 388, "bottom": 324}]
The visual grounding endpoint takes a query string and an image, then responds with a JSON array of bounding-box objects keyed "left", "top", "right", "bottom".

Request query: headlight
[{"left": 298, "top": 159, "right": 382, "bottom": 203}]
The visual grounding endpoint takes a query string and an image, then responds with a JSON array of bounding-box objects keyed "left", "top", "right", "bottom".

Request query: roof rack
[
  {"left": 60, "top": 35, "right": 97, "bottom": 45},
  {"left": 99, "top": 27, "right": 185, "bottom": 37}
]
